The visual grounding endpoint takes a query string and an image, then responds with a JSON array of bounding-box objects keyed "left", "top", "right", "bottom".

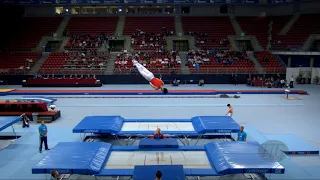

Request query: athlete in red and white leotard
[{"left": 132, "top": 59, "right": 168, "bottom": 94}]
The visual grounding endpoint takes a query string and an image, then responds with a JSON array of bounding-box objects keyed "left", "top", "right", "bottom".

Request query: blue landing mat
[
  {"left": 265, "top": 134, "right": 319, "bottom": 155},
  {"left": 0, "top": 116, "right": 22, "bottom": 132},
  {"left": 32, "top": 142, "right": 111, "bottom": 175}
]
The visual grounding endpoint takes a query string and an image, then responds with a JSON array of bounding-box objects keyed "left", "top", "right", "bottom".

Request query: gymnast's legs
[{"left": 132, "top": 60, "right": 155, "bottom": 82}]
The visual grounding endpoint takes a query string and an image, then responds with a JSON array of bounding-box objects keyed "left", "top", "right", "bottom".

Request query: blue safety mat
[
  {"left": 134, "top": 165, "right": 185, "bottom": 180},
  {"left": 32, "top": 142, "right": 112, "bottom": 175},
  {"left": 0, "top": 116, "right": 22, "bottom": 132},
  {"left": 139, "top": 139, "right": 179, "bottom": 148},
  {"left": 73, "top": 116, "right": 240, "bottom": 134},
  {"left": 73, "top": 116, "right": 124, "bottom": 133},
  {"left": 192, "top": 116, "right": 240, "bottom": 133},
  {"left": 205, "top": 142, "right": 285, "bottom": 174},
  {"left": 265, "top": 134, "right": 319, "bottom": 155}
]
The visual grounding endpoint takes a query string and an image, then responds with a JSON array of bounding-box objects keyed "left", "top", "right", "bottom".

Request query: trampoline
[
  {"left": 0, "top": 116, "right": 22, "bottom": 138},
  {"left": 72, "top": 116, "right": 240, "bottom": 145},
  {"left": 32, "top": 141, "right": 285, "bottom": 179}
]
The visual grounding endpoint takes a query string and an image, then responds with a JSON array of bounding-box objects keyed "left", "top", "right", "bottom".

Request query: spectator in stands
[
  {"left": 39, "top": 121, "right": 50, "bottom": 153},
  {"left": 155, "top": 170, "right": 162, "bottom": 180},
  {"left": 21, "top": 113, "right": 30, "bottom": 128},
  {"left": 51, "top": 170, "right": 59, "bottom": 180},
  {"left": 237, "top": 126, "right": 247, "bottom": 142},
  {"left": 199, "top": 79, "right": 204, "bottom": 86},
  {"left": 226, "top": 104, "right": 233, "bottom": 117},
  {"left": 152, "top": 128, "right": 165, "bottom": 139}
]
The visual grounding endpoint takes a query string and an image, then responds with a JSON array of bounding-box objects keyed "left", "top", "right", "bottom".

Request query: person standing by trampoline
[
  {"left": 39, "top": 121, "right": 50, "bottom": 153},
  {"left": 226, "top": 104, "right": 233, "bottom": 117},
  {"left": 132, "top": 59, "right": 168, "bottom": 94}
]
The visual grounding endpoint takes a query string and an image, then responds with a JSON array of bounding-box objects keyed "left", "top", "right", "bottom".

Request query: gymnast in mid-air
[{"left": 132, "top": 59, "right": 168, "bottom": 94}]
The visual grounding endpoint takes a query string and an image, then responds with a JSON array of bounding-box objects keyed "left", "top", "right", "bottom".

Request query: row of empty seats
[
  {"left": 0, "top": 52, "right": 41, "bottom": 72},
  {"left": 182, "top": 17, "right": 235, "bottom": 49}
]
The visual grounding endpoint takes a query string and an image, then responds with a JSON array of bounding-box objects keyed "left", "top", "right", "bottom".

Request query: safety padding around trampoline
[
  {"left": 73, "top": 116, "right": 240, "bottom": 134},
  {"left": 32, "top": 142, "right": 112, "bottom": 175},
  {"left": 73, "top": 116, "right": 124, "bottom": 133},
  {"left": 191, "top": 116, "right": 240, "bottom": 133},
  {"left": 205, "top": 142, "right": 285, "bottom": 174}
]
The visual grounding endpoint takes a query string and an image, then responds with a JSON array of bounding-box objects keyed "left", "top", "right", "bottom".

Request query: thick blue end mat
[
  {"left": 192, "top": 116, "right": 240, "bottom": 133},
  {"left": 73, "top": 116, "right": 124, "bottom": 133},
  {"left": 205, "top": 142, "right": 285, "bottom": 174},
  {"left": 139, "top": 139, "right": 179, "bottom": 148},
  {"left": 32, "top": 142, "right": 112, "bottom": 175}
]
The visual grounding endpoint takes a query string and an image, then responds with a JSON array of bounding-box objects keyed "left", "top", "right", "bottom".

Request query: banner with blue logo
[{"left": 2, "top": 0, "right": 259, "bottom": 4}]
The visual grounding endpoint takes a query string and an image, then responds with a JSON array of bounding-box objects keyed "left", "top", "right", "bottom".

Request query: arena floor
[{"left": 0, "top": 84, "right": 320, "bottom": 180}]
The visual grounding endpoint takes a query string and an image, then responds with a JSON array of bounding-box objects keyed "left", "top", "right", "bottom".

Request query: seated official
[
  {"left": 21, "top": 113, "right": 30, "bottom": 128},
  {"left": 199, "top": 79, "right": 204, "bottom": 86},
  {"left": 152, "top": 128, "right": 165, "bottom": 139},
  {"left": 172, "top": 79, "right": 179, "bottom": 86},
  {"left": 155, "top": 170, "right": 162, "bottom": 180}
]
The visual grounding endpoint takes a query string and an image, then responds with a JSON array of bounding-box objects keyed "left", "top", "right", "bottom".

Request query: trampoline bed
[{"left": 32, "top": 141, "right": 285, "bottom": 178}]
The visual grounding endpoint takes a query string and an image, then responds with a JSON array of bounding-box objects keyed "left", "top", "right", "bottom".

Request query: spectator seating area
[
  {"left": 23, "top": 78, "right": 102, "bottom": 87},
  {"left": 187, "top": 49, "right": 255, "bottom": 73},
  {"left": 124, "top": 17, "right": 175, "bottom": 50},
  {"left": 66, "top": 17, "right": 118, "bottom": 35},
  {"left": 7, "top": 17, "right": 63, "bottom": 51},
  {"left": 254, "top": 51, "right": 285, "bottom": 73},
  {"left": 38, "top": 51, "right": 109, "bottom": 75},
  {"left": 65, "top": 33, "right": 109, "bottom": 50},
  {"left": 272, "top": 14, "right": 320, "bottom": 50},
  {"left": 237, "top": 16, "right": 270, "bottom": 48},
  {"left": 0, "top": 102, "right": 61, "bottom": 123},
  {"left": 0, "top": 52, "right": 41, "bottom": 74},
  {"left": 114, "top": 50, "right": 181, "bottom": 74},
  {"left": 181, "top": 17, "right": 235, "bottom": 49}
]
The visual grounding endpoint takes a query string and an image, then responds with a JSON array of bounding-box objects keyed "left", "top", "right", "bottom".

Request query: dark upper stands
[
  {"left": 66, "top": 17, "right": 118, "bottom": 35},
  {"left": 270, "top": 16, "right": 291, "bottom": 50},
  {"left": 272, "top": 14, "right": 320, "bottom": 50},
  {"left": 181, "top": 17, "right": 235, "bottom": 49},
  {"left": 7, "top": 17, "right": 63, "bottom": 51},
  {"left": 124, "top": 17, "right": 175, "bottom": 35},
  {"left": 237, "top": 16, "right": 269, "bottom": 49}
]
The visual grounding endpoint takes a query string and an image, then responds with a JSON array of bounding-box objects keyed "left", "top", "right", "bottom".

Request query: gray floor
[{"left": 0, "top": 84, "right": 320, "bottom": 179}]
